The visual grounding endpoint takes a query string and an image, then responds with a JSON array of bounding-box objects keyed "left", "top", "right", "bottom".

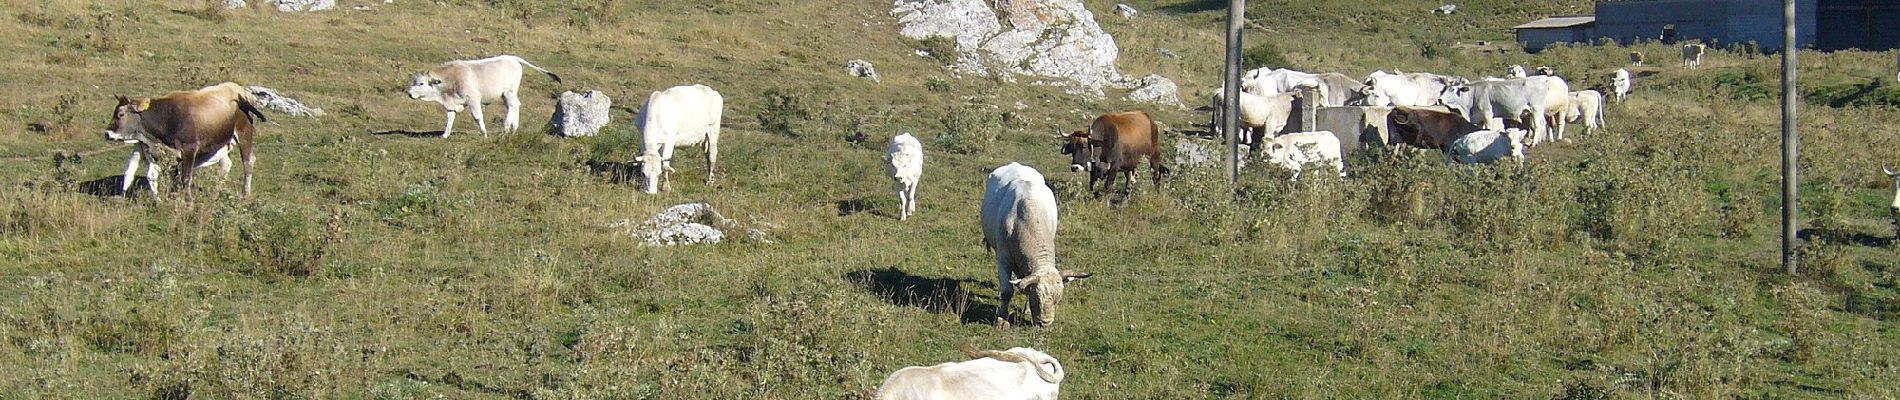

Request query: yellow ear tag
[{"left": 133, "top": 99, "right": 151, "bottom": 112}]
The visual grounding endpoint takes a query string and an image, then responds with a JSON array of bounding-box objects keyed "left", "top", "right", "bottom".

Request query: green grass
[{"left": 0, "top": 0, "right": 1897, "bottom": 398}]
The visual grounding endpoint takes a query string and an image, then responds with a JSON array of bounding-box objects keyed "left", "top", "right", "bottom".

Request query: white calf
[
  {"left": 1262, "top": 131, "right": 1345, "bottom": 179},
  {"left": 1611, "top": 68, "right": 1632, "bottom": 103},
  {"left": 1449, "top": 129, "right": 1527, "bottom": 164},
  {"left": 1566, "top": 90, "right": 1606, "bottom": 136},
  {"left": 876, "top": 346, "right": 1065, "bottom": 400},
  {"left": 635, "top": 84, "right": 724, "bottom": 194},
  {"left": 884, "top": 133, "right": 924, "bottom": 221},
  {"left": 406, "top": 55, "right": 562, "bottom": 137}
]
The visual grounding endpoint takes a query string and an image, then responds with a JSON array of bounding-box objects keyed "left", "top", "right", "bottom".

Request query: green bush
[
  {"left": 1241, "top": 42, "right": 1291, "bottom": 70},
  {"left": 915, "top": 35, "right": 959, "bottom": 65},
  {"left": 756, "top": 88, "right": 814, "bottom": 138},
  {"left": 932, "top": 102, "right": 999, "bottom": 155}
]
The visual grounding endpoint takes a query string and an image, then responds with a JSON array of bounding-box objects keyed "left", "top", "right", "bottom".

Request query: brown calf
[
  {"left": 1061, "top": 111, "right": 1167, "bottom": 195},
  {"left": 104, "top": 82, "right": 265, "bottom": 202},
  {"left": 1386, "top": 106, "right": 1485, "bottom": 150}
]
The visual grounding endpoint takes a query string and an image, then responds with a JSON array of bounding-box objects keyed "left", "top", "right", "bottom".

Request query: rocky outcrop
[
  {"left": 892, "top": 0, "right": 1130, "bottom": 98},
  {"left": 1115, "top": 4, "right": 1137, "bottom": 18},
  {"left": 246, "top": 86, "right": 324, "bottom": 117},
  {"left": 610, "top": 203, "right": 774, "bottom": 246},
  {"left": 846, "top": 59, "right": 881, "bottom": 82},
  {"left": 1123, "top": 74, "right": 1182, "bottom": 108},
  {"left": 551, "top": 90, "right": 612, "bottom": 137}
]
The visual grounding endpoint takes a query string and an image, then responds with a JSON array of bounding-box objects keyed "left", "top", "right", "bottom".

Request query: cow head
[
  {"left": 1438, "top": 85, "right": 1474, "bottom": 114},
  {"left": 406, "top": 72, "right": 445, "bottom": 101},
  {"left": 1506, "top": 65, "right": 1527, "bottom": 79},
  {"left": 635, "top": 152, "right": 674, "bottom": 194},
  {"left": 1503, "top": 128, "right": 1529, "bottom": 161},
  {"left": 1059, "top": 131, "right": 1100, "bottom": 173},
  {"left": 104, "top": 95, "right": 151, "bottom": 143},
  {"left": 1535, "top": 66, "right": 1556, "bottom": 77},
  {"left": 1011, "top": 269, "right": 1092, "bottom": 327}
]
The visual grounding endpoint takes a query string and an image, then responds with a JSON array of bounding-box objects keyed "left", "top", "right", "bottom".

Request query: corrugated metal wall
[
  {"left": 1817, "top": 0, "right": 1900, "bottom": 51},
  {"left": 1519, "top": 28, "right": 1586, "bottom": 52},
  {"left": 1592, "top": 0, "right": 1816, "bottom": 50}
]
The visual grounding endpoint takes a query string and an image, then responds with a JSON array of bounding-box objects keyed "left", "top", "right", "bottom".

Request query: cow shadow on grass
[
  {"left": 76, "top": 175, "right": 147, "bottom": 198},
  {"left": 836, "top": 196, "right": 897, "bottom": 219},
  {"left": 368, "top": 129, "right": 447, "bottom": 138},
  {"left": 583, "top": 160, "right": 640, "bottom": 185},
  {"left": 846, "top": 267, "right": 998, "bottom": 325},
  {"left": 1799, "top": 227, "right": 1895, "bottom": 248}
]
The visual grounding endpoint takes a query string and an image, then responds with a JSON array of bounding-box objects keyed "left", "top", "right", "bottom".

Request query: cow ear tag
[{"left": 132, "top": 99, "right": 151, "bottom": 112}]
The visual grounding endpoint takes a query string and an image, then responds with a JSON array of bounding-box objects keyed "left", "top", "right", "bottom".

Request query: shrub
[
  {"left": 756, "top": 88, "right": 814, "bottom": 138},
  {"left": 924, "top": 76, "right": 951, "bottom": 92},
  {"left": 933, "top": 103, "right": 999, "bottom": 155},
  {"left": 224, "top": 205, "right": 342, "bottom": 277},
  {"left": 916, "top": 36, "right": 959, "bottom": 65},
  {"left": 1241, "top": 42, "right": 1291, "bottom": 70}
]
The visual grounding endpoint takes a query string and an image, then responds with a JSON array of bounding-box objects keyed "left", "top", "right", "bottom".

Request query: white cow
[
  {"left": 1261, "top": 131, "right": 1346, "bottom": 179},
  {"left": 405, "top": 55, "right": 562, "bottom": 138},
  {"left": 981, "top": 163, "right": 1091, "bottom": 327},
  {"left": 1211, "top": 88, "right": 1300, "bottom": 146},
  {"left": 1362, "top": 70, "right": 1466, "bottom": 107},
  {"left": 1682, "top": 43, "right": 1707, "bottom": 69},
  {"left": 1506, "top": 64, "right": 1528, "bottom": 79},
  {"left": 876, "top": 346, "right": 1065, "bottom": 400},
  {"left": 1524, "top": 75, "right": 1571, "bottom": 143},
  {"left": 1884, "top": 168, "right": 1900, "bottom": 217},
  {"left": 1565, "top": 90, "right": 1607, "bottom": 136},
  {"left": 1611, "top": 68, "right": 1632, "bottom": 102},
  {"left": 1438, "top": 79, "right": 1550, "bottom": 145},
  {"left": 1449, "top": 128, "right": 1527, "bottom": 164},
  {"left": 635, "top": 84, "right": 724, "bottom": 194},
  {"left": 884, "top": 133, "right": 924, "bottom": 221},
  {"left": 1241, "top": 67, "right": 1319, "bottom": 95}
]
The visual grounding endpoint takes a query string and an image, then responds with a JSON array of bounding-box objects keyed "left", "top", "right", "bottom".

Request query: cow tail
[
  {"left": 515, "top": 56, "right": 563, "bottom": 83},
  {"left": 237, "top": 97, "right": 268, "bottom": 124},
  {"left": 1149, "top": 116, "right": 1170, "bottom": 182}
]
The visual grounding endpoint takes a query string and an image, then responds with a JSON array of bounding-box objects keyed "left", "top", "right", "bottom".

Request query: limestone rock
[
  {"left": 271, "top": 0, "right": 335, "bottom": 11},
  {"left": 1123, "top": 74, "right": 1183, "bottom": 108},
  {"left": 1174, "top": 138, "right": 1219, "bottom": 167},
  {"left": 892, "top": 0, "right": 1127, "bottom": 97},
  {"left": 551, "top": 90, "right": 612, "bottom": 137},
  {"left": 246, "top": 86, "right": 325, "bottom": 117},
  {"left": 1115, "top": 3, "right": 1137, "bottom": 18},
  {"left": 845, "top": 59, "right": 881, "bottom": 82}
]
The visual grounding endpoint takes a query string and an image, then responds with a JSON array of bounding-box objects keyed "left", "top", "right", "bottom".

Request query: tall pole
[
  {"left": 1222, "top": 0, "right": 1244, "bottom": 191},
  {"left": 1781, "top": 0, "right": 1799, "bottom": 275}
]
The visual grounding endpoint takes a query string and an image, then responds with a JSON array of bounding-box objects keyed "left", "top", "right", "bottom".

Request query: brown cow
[
  {"left": 104, "top": 82, "right": 266, "bottom": 202},
  {"left": 1061, "top": 111, "right": 1167, "bottom": 195},
  {"left": 1386, "top": 106, "right": 1485, "bottom": 150}
]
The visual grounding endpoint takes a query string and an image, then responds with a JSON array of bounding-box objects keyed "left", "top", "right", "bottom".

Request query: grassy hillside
[{"left": 1, "top": 0, "right": 1896, "bottom": 398}]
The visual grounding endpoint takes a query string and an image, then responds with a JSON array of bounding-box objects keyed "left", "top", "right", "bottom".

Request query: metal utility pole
[
  {"left": 1781, "top": 0, "right": 1799, "bottom": 275},
  {"left": 1222, "top": 0, "right": 1244, "bottom": 190}
]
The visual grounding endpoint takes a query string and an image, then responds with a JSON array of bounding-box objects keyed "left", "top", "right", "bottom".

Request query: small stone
[
  {"left": 1123, "top": 74, "right": 1183, "bottom": 108},
  {"left": 1114, "top": 3, "right": 1137, "bottom": 18},
  {"left": 246, "top": 86, "right": 325, "bottom": 117}
]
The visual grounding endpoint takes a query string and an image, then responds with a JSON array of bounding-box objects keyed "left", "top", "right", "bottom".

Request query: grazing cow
[
  {"left": 876, "top": 346, "right": 1065, "bottom": 400},
  {"left": 1630, "top": 51, "right": 1646, "bottom": 66},
  {"left": 1681, "top": 43, "right": 1707, "bottom": 69},
  {"left": 1565, "top": 90, "right": 1607, "bottom": 136},
  {"left": 634, "top": 84, "right": 724, "bottom": 194},
  {"left": 1386, "top": 106, "right": 1487, "bottom": 150},
  {"left": 1611, "top": 68, "right": 1632, "bottom": 102},
  {"left": 104, "top": 82, "right": 266, "bottom": 202},
  {"left": 405, "top": 55, "right": 562, "bottom": 137},
  {"left": 1437, "top": 79, "right": 1550, "bottom": 145},
  {"left": 1362, "top": 70, "right": 1466, "bottom": 107},
  {"left": 1315, "top": 106, "right": 1391, "bottom": 148},
  {"left": 1261, "top": 131, "right": 1346, "bottom": 179},
  {"left": 1064, "top": 111, "right": 1166, "bottom": 195},
  {"left": 1535, "top": 66, "right": 1557, "bottom": 76},
  {"left": 981, "top": 163, "right": 1091, "bottom": 327},
  {"left": 884, "top": 133, "right": 924, "bottom": 221},
  {"left": 1449, "top": 128, "right": 1527, "bottom": 164},
  {"left": 1210, "top": 89, "right": 1299, "bottom": 147}
]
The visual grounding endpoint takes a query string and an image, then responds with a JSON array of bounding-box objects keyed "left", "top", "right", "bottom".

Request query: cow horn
[
  {"left": 1392, "top": 111, "right": 1411, "bottom": 125},
  {"left": 959, "top": 346, "right": 1061, "bottom": 384},
  {"left": 1061, "top": 270, "right": 1092, "bottom": 281},
  {"left": 1011, "top": 275, "right": 1041, "bottom": 290},
  {"left": 1886, "top": 167, "right": 1897, "bottom": 177}
]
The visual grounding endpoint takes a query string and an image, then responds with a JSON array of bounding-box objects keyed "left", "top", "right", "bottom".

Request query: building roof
[{"left": 1514, "top": 15, "right": 1597, "bottom": 30}]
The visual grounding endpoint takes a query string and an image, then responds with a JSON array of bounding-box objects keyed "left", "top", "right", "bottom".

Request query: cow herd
[
  {"left": 88, "top": 42, "right": 1898, "bottom": 398},
  {"left": 1207, "top": 63, "right": 1636, "bottom": 176}
]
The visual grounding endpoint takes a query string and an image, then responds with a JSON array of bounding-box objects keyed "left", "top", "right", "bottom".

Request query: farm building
[
  {"left": 1514, "top": 0, "right": 1900, "bottom": 52},
  {"left": 1515, "top": 15, "right": 1597, "bottom": 52}
]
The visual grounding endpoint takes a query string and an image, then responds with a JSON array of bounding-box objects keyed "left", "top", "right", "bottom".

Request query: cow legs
[
  {"left": 441, "top": 110, "right": 457, "bottom": 138},
  {"left": 995, "top": 257, "right": 1016, "bottom": 326},
  {"left": 238, "top": 135, "right": 255, "bottom": 198},
  {"left": 121, "top": 147, "right": 144, "bottom": 196},
  {"left": 144, "top": 157, "right": 163, "bottom": 202},
  {"left": 703, "top": 138, "right": 719, "bottom": 186},
  {"left": 468, "top": 101, "right": 490, "bottom": 137},
  {"left": 905, "top": 181, "right": 919, "bottom": 218},
  {"left": 502, "top": 91, "right": 521, "bottom": 134}
]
